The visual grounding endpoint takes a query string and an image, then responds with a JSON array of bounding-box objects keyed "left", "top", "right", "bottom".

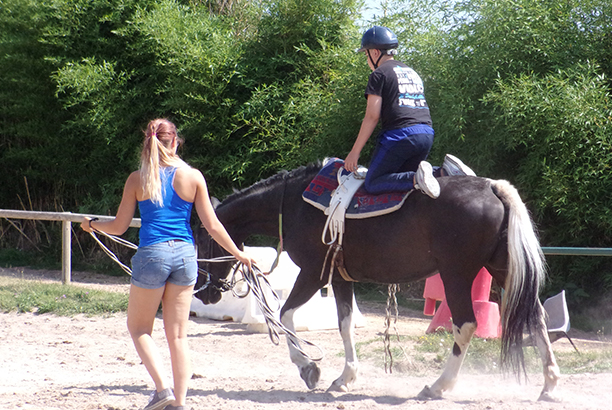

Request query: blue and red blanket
[{"left": 302, "top": 158, "right": 411, "bottom": 219}]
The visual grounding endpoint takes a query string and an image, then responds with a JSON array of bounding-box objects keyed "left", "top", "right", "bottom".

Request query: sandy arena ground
[{"left": 1, "top": 267, "right": 611, "bottom": 410}]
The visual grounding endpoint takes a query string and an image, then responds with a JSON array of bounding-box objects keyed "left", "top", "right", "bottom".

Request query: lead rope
[
  {"left": 88, "top": 228, "right": 323, "bottom": 361},
  {"left": 88, "top": 228, "right": 240, "bottom": 296},
  {"left": 88, "top": 229, "right": 137, "bottom": 276},
  {"left": 196, "top": 259, "right": 323, "bottom": 361},
  {"left": 243, "top": 264, "right": 324, "bottom": 361}
]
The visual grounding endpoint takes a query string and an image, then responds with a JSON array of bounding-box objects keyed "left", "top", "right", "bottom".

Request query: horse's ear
[{"left": 211, "top": 197, "right": 221, "bottom": 209}]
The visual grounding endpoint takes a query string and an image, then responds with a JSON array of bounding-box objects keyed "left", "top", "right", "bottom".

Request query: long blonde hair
[{"left": 140, "top": 118, "right": 189, "bottom": 206}]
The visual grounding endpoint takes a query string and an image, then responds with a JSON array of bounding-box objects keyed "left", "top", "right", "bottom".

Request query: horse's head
[{"left": 193, "top": 197, "right": 235, "bottom": 305}]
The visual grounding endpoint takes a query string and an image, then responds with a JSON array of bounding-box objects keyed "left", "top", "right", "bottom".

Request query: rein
[{"left": 266, "top": 174, "right": 287, "bottom": 275}]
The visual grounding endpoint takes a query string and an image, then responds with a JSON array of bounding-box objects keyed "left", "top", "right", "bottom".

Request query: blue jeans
[
  {"left": 130, "top": 240, "right": 198, "bottom": 289},
  {"left": 364, "top": 129, "right": 434, "bottom": 194}
]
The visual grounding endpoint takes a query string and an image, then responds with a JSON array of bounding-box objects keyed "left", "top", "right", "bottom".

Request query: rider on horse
[{"left": 343, "top": 26, "right": 475, "bottom": 199}]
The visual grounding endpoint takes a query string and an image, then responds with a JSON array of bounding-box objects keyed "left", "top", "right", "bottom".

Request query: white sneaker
[
  {"left": 415, "top": 161, "right": 440, "bottom": 199},
  {"left": 442, "top": 154, "right": 476, "bottom": 176}
]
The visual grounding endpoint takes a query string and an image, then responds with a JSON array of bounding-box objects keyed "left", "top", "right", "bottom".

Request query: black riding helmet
[
  {"left": 358, "top": 26, "right": 398, "bottom": 70},
  {"left": 357, "top": 26, "right": 399, "bottom": 52}
]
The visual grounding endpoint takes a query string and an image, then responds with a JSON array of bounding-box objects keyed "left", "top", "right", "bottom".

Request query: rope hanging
[{"left": 383, "top": 283, "right": 408, "bottom": 373}]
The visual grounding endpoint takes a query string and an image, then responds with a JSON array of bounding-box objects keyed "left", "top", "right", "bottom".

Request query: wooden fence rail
[{"left": 1, "top": 209, "right": 140, "bottom": 284}]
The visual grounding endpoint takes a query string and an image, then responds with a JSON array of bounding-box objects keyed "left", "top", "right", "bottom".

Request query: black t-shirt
[{"left": 364, "top": 60, "right": 432, "bottom": 131}]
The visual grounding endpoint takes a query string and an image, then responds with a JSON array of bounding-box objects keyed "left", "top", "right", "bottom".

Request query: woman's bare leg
[
  {"left": 126, "top": 284, "right": 170, "bottom": 392},
  {"left": 162, "top": 283, "right": 195, "bottom": 406}
]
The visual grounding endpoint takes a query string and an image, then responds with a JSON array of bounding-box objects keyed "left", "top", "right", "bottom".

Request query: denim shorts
[{"left": 130, "top": 240, "right": 198, "bottom": 289}]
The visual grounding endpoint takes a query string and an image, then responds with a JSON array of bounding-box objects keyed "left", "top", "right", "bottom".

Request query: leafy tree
[
  {"left": 0, "top": 0, "right": 161, "bottom": 215},
  {"left": 0, "top": 0, "right": 67, "bottom": 211},
  {"left": 226, "top": 0, "right": 363, "bottom": 181}
]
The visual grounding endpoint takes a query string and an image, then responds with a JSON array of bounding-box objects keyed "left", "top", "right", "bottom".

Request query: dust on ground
[{"left": 1, "top": 267, "right": 611, "bottom": 410}]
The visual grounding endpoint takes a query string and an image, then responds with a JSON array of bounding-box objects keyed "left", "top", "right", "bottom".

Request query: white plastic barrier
[{"left": 190, "top": 246, "right": 365, "bottom": 332}]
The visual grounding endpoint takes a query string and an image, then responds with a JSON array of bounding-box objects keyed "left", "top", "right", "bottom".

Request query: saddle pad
[{"left": 302, "top": 158, "right": 411, "bottom": 219}]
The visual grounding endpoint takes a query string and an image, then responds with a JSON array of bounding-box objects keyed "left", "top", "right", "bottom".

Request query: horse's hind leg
[
  {"left": 418, "top": 321, "right": 477, "bottom": 399},
  {"left": 327, "top": 280, "right": 358, "bottom": 392},
  {"left": 280, "top": 271, "right": 325, "bottom": 390},
  {"left": 533, "top": 300, "right": 561, "bottom": 401},
  {"left": 419, "top": 277, "right": 477, "bottom": 399}
]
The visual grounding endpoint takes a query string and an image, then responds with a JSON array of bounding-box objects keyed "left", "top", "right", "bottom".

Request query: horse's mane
[{"left": 221, "top": 162, "right": 322, "bottom": 205}]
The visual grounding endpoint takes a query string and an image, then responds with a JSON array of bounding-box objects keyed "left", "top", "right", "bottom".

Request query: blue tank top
[{"left": 138, "top": 167, "right": 194, "bottom": 247}]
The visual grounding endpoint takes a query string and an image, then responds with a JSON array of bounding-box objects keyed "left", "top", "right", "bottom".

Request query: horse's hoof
[
  {"left": 417, "top": 385, "right": 443, "bottom": 400},
  {"left": 538, "top": 391, "right": 561, "bottom": 402},
  {"left": 326, "top": 381, "right": 349, "bottom": 393},
  {"left": 299, "top": 362, "right": 321, "bottom": 390}
]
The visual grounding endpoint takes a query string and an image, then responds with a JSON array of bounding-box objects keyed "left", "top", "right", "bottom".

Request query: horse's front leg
[
  {"left": 327, "top": 280, "right": 358, "bottom": 392},
  {"left": 533, "top": 300, "right": 561, "bottom": 402},
  {"left": 280, "top": 273, "right": 326, "bottom": 390}
]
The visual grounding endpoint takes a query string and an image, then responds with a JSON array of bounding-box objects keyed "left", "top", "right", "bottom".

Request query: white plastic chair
[{"left": 543, "top": 290, "right": 579, "bottom": 352}]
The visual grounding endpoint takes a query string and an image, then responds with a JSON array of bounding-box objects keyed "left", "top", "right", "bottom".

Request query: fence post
[{"left": 62, "top": 220, "right": 71, "bottom": 284}]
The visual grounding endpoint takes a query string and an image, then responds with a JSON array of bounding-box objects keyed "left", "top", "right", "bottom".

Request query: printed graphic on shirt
[{"left": 393, "top": 66, "right": 428, "bottom": 109}]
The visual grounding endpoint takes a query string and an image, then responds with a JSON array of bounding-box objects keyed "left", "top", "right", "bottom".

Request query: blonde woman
[{"left": 82, "top": 119, "right": 254, "bottom": 410}]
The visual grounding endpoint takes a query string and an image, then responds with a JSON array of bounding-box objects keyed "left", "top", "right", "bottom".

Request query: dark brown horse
[{"left": 194, "top": 163, "right": 560, "bottom": 401}]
